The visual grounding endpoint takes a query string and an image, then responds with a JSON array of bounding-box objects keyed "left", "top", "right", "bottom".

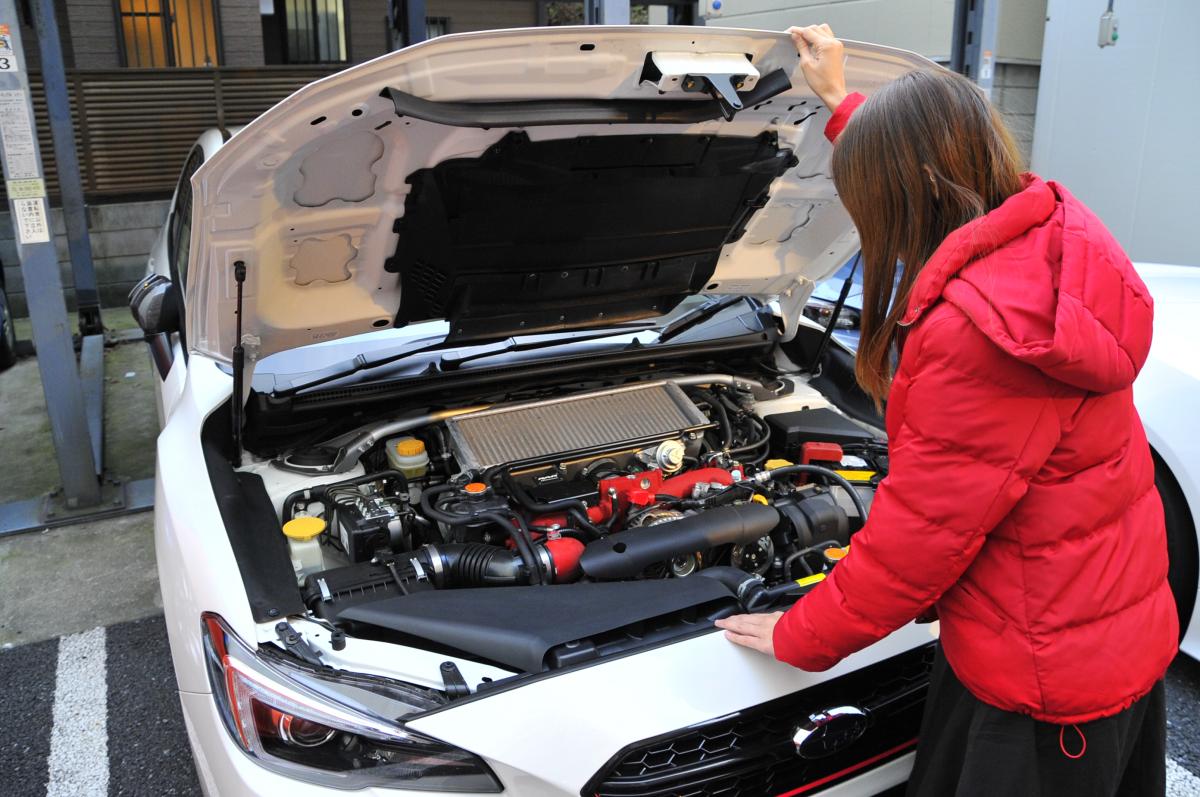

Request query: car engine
[{"left": 266, "top": 377, "right": 886, "bottom": 670}]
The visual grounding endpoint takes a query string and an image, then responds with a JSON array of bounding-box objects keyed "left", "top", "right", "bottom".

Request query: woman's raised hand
[{"left": 788, "top": 24, "right": 849, "bottom": 111}]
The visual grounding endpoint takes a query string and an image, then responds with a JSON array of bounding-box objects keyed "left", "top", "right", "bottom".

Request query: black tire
[
  {"left": 1156, "top": 454, "right": 1198, "bottom": 641},
  {"left": 0, "top": 286, "right": 17, "bottom": 370}
]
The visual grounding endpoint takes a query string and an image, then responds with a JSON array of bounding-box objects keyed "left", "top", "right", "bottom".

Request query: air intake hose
[
  {"left": 416, "top": 538, "right": 584, "bottom": 587},
  {"left": 579, "top": 503, "right": 780, "bottom": 580}
]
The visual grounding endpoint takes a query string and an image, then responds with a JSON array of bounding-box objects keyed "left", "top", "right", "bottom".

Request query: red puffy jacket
[{"left": 773, "top": 93, "right": 1178, "bottom": 724}]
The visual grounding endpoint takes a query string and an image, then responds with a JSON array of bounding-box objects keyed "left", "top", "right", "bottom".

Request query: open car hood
[{"left": 186, "top": 26, "right": 932, "bottom": 367}]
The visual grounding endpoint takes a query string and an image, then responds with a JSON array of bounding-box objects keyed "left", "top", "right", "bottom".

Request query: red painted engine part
[
  {"left": 544, "top": 537, "right": 585, "bottom": 582},
  {"left": 529, "top": 466, "right": 736, "bottom": 530}
]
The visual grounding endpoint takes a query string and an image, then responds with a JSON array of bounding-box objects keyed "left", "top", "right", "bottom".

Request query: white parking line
[
  {"left": 45, "top": 627, "right": 108, "bottom": 797},
  {"left": 1170, "top": 757, "right": 1200, "bottom": 797}
]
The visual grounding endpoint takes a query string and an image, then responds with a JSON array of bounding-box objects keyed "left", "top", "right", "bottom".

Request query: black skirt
[{"left": 906, "top": 646, "right": 1165, "bottom": 797}]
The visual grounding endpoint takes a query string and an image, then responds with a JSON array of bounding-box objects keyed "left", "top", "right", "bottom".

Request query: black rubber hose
[
  {"left": 419, "top": 543, "right": 543, "bottom": 587},
  {"left": 697, "top": 566, "right": 768, "bottom": 609},
  {"left": 419, "top": 483, "right": 471, "bottom": 526},
  {"left": 691, "top": 389, "right": 733, "bottom": 450},
  {"left": 759, "top": 465, "right": 869, "bottom": 523},
  {"left": 480, "top": 511, "right": 544, "bottom": 585},
  {"left": 728, "top": 414, "right": 771, "bottom": 458}
]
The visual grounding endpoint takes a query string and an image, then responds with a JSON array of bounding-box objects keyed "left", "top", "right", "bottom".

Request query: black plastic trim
[{"left": 383, "top": 69, "right": 792, "bottom": 128}]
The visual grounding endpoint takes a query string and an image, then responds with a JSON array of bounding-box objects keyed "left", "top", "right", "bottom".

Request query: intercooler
[{"left": 445, "top": 381, "right": 713, "bottom": 471}]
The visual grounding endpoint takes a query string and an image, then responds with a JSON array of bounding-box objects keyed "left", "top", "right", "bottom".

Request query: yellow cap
[
  {"left": 795, "top": 573, "right": 827, "bottom": 588},
  {"left": 751, "top": 494, "right": 770, "bottom": 506},
  {"left": 394, "top": 438, "right": 426, "bottom": 457},
  {"left": 835, "top": 469, "right": 876, "bottom": 483},
  {"left": 283, "top": 516, "right": 326, "bottom": 541},
  {"left": 765, "top": 458, "right": 794, "bottom": 470}
]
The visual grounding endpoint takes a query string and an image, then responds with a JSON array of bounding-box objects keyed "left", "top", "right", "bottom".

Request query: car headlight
[{"left": 201, "top": 613, "right": 501, "bottom": 792}]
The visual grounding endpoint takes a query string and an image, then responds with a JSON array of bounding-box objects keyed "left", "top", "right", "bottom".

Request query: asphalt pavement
[{"left": 2, "top": 614, "right": 1200, "bottom": 796}]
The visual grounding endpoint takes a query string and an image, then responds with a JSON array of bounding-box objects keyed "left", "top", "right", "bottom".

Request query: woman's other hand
[
  {"left": 714, "top": 612, "right": 784, "bottom": 656},
  {"left": 788, "top": 24, "right": 849, "bottom": 111}
]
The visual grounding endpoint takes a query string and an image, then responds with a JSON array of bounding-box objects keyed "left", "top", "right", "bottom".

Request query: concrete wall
[
  {"left": 702, "top": 0, "right": 958, "bottom": 60},
  {"left": 993, "top": 63, "right": 1039, "bottom": 165},
  {"left": 1, "top": 200, "right": 169, "bottom": 317},
  {"left": 701, "top": 0, "right": 1047, "bottom": 64},
  {"left": 1032, "top": 0, "right": 1199, "bottom": 266}
]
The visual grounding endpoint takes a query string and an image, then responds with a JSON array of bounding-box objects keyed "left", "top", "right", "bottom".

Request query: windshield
[{"left": 249, "top": 295, "right": 767, "bottom": 394}]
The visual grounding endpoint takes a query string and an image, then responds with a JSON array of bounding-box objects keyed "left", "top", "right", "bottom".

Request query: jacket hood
[
  {"left": 184, "top": 26, "right": 936, "bottom": 371},
  {"left": 901, "top": 175, "right": 1153, "bottom": 393}
]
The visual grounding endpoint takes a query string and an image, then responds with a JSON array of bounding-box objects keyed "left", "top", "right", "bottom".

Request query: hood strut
[{"left": 231, "top": 260, "right": 246, "bottom": 467}]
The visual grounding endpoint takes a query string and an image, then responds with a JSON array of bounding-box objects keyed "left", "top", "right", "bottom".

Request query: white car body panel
[
  {"left": 1133, "top": 262, "right": 1200, "bottom": 656},
  {"left": 183, "top": 26, "right": 934, "bottom": 370}
]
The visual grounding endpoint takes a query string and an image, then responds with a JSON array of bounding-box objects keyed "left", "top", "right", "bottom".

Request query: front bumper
[{"left": 177, "top": 623, "right": 934, "bottom": 796}]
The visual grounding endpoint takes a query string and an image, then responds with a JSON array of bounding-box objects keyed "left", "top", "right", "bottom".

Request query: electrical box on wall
[{"left": 1098, "top": 10, "right": 1119, "bottom": 47}]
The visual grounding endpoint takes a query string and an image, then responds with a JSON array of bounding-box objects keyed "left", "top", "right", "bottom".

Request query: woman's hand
[
  {"left": 788, "top": 24, "right": 849, "bottom": 111},
  {"left": 714, "top": 612, "right": 784, "bottom": 656}
]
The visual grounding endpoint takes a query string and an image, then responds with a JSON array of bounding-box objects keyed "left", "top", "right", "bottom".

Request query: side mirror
[{"left": 128, "top": 274, "right": 181, "bottom": 335}]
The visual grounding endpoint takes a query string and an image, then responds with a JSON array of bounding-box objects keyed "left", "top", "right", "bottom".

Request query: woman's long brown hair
[{"left": 831, "top": 67, "right": 1024, "bottom": 405}]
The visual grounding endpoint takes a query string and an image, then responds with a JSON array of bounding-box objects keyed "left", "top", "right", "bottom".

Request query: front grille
[{"left": 585, "top": 644, "right": 935, "bottom": 797}]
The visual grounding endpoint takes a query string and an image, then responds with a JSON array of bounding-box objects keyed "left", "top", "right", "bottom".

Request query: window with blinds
[{"left": 116, "top": 0, "right": 222, "bottom": 68}]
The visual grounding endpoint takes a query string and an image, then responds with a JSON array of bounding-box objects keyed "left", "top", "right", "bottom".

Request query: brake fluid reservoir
[
  {"left": 282, "top": 516, "right": 326, "bottom": 581},
  {"left": 386, "top": 437, "right": 429, "bottom": 478}
]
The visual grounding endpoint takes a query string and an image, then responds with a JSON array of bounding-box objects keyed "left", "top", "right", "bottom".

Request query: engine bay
[{"left": 248, "top": 376, "right": 886, "bottom": 674}]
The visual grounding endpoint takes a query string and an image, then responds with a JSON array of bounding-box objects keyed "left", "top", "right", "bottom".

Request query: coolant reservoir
[
  {"left": 282, "top": 516, "right": 326, "bottom": 582},
  {"left": 386, "top": 436, "right": 429, "bottom": 478}
]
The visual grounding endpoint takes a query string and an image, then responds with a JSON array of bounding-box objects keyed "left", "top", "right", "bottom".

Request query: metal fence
[{"left": 7, "top": 66, "right": 341, "bottom": 201}]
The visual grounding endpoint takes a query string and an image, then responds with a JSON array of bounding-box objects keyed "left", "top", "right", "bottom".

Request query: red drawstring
[{"left": 1059, "top": 724, "right": 1087, "bottom": 759}]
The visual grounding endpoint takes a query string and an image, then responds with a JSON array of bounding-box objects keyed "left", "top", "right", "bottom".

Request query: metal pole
[
  {"left": 405, "top": 0, "right": 426, "bottom": 46},
  {"left": 950, "top": 0, "right": 1001, "bottom": 99},
  {"left": 0, "top": 0, "right": 100, "bottom": 506},
  {"left": 32, "top": 0, "right": 101, "bottom": 337}
]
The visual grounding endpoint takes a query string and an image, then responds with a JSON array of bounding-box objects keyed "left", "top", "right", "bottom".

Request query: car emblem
[{"left": 793, "top": 706, "right": 869, "bottom": 759}]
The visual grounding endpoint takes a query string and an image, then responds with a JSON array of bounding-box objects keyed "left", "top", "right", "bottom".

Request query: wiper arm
[
  {"left": 654, "top": 296, "right": 752, "bottom": 345},
  {"left": 438, "top": 324, "right": 656, "bottom": 371},
  {"left": 274, "top": 339, "right": 451, "bottom": 397}
]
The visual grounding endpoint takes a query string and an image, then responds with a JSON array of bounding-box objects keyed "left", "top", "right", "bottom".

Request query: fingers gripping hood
[{"left": 185, "top": 26, "right": 934, "bottom": 369}]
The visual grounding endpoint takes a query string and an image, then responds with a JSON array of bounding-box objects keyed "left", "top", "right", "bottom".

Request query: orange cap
[
  {"left": 823, "top": 546, "right": 849, "bottom": 562},
  {"left": 463, "top": 482, "right": 488, "bottom": 495}
]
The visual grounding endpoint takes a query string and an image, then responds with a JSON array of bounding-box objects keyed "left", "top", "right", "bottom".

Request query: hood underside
[{"left": 187, "top": 26, "right": 934, "bottom": 365}]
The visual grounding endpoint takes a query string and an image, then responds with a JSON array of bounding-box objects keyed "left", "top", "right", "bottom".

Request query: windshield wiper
[
  {"left": 653, "top": 296, "right": 752, "bottom": 345},
  {"left": 437, "top": 324, "right": 656, "bottom": 371}
]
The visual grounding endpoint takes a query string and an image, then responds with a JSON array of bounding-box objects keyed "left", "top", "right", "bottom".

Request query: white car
[{"left": 125, "top": 25, "right": 1196, "bottom": 797}]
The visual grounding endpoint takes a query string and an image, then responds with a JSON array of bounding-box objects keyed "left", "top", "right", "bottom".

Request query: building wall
[
  {"left": 219, "top": 0, "right": 267, "bottom": 66},
  {"left": 429, "top": 0, "right": 540, "bottom": 34},
  {"left": 1, "top": 200, "right": 169, "bottom": 315},
  {"left": 346, "top": 0, "right": 391, "bottom": 62},
  {"left": 62, "top": 0, "right": 119, "bottom": 68},
  {"left": 1032, "top": 0, "right": 1200, "bottom": 265},
  {"left": 701, "top": 0, "right": 958, "bottom": 60}
]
